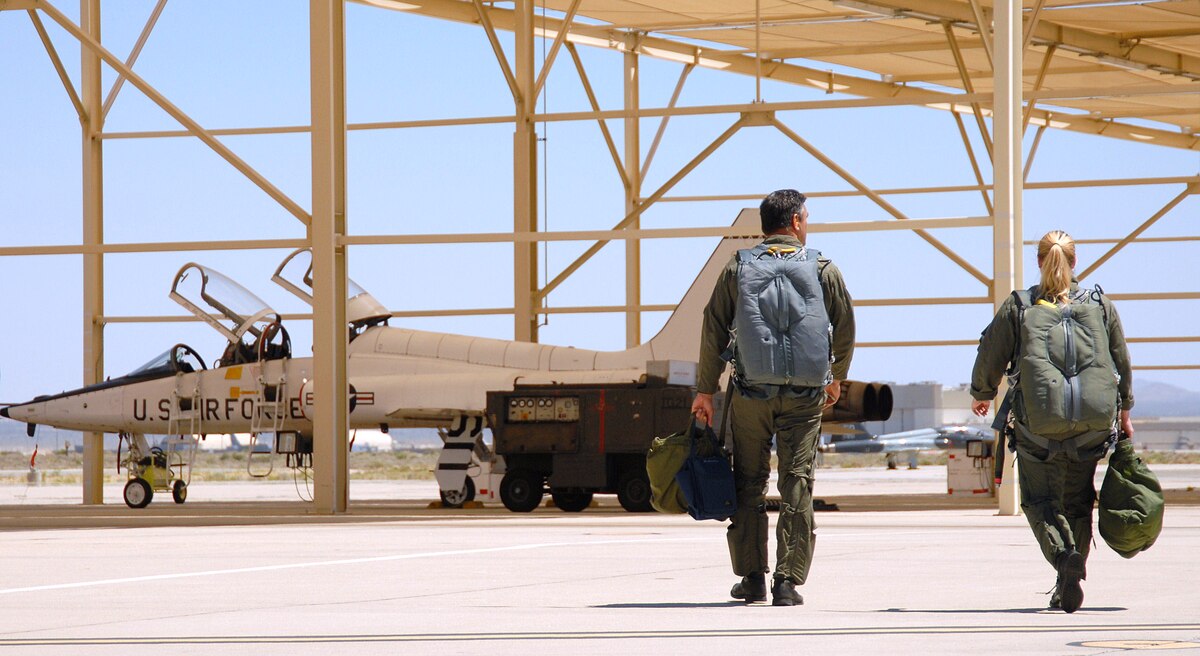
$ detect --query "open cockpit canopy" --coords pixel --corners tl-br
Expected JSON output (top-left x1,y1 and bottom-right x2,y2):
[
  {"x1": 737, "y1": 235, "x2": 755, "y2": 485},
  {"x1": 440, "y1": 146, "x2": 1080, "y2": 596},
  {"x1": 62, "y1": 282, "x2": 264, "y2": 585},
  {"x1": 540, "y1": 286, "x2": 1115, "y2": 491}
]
[
  {"x1": 171, "y1": 263, "x2": 279, "y2": 344},
  {"x1": 170, "y1": 263, "x2": 290, "y2": 366},
  {"x1": 273, "y1": 248, "x2": 392, "y2": 329}
]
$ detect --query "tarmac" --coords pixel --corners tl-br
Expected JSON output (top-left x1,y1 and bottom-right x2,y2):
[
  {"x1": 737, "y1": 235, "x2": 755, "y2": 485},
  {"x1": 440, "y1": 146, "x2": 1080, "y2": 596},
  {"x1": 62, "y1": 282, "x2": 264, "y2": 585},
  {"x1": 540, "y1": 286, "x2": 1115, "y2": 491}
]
[{"x1": 0, "y1": 466, "x2": 1198, "y2": 655}]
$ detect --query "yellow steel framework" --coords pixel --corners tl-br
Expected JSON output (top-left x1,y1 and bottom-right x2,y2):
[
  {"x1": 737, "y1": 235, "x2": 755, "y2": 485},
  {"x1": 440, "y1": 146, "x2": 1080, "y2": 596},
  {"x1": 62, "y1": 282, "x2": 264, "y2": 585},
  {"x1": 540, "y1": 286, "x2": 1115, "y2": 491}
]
[{"x1": 1, "y1": 0, "x2": 1196, "y2": 513}]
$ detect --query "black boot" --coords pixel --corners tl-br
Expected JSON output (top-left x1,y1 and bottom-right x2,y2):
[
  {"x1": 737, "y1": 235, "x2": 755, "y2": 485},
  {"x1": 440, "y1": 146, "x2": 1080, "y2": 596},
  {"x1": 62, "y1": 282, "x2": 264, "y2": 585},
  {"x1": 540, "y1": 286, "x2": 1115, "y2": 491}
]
[
  {"x1": 771, "y1": 577, "x2": 804, "y2": 606},
  {"x1": 731, "y1": 573, "x2": 767, "y2": 603},
  {"x1": 1056, "y1": 550, "x2": 1085, "y2": 613}
]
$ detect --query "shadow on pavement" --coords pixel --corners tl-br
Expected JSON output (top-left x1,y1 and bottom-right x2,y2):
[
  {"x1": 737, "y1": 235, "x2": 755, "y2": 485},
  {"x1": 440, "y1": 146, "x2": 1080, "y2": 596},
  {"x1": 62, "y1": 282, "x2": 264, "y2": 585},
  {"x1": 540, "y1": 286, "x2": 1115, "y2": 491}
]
[
  {"x1": 594, "y1": 602, "x2": 748, "y2": 609},
  {"x1": 881, "y1": 606, "x2": 1128, "y2": 614}
]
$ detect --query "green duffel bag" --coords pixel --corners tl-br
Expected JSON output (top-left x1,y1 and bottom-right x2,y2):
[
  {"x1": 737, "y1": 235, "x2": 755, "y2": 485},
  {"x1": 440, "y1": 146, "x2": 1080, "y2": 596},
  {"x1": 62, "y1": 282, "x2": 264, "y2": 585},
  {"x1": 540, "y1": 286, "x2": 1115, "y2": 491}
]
[
  {"x1": 646, "y1": 428, "x2": 692, "y2": 514},
  {"x1": 1098, "y1": 439, "x2": 1164, "y2": 559}
]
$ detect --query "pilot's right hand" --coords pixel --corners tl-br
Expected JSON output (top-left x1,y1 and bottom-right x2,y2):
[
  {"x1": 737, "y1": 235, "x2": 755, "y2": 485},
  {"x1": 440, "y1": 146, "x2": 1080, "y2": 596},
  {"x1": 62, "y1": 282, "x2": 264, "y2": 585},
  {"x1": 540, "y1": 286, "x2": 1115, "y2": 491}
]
[
  {"x1": 692, "y1": 393, "x2": 714, "y2": 426},
  {"x1": 971, "y1": 399, "x2": 991, "y2": 417}
]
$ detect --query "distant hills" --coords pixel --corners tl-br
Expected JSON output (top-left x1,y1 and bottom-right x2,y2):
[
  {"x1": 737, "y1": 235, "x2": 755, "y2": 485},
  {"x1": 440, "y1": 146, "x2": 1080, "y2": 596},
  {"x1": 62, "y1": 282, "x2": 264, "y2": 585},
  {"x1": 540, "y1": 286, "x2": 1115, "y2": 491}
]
[{"x1": 1130, "y1": 380, "x2": 1200, "y2": 418}]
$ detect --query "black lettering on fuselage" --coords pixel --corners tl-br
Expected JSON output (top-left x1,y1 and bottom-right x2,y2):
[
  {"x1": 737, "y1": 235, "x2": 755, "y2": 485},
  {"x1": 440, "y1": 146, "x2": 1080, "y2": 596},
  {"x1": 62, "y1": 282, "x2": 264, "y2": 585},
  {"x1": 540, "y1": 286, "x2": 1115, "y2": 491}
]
[
  {"x1": 241, "y1": 398, "x2": 254, "y2": 420},
  {"x1": 205, "y1": 398, "x2": 220, "y2": 421},
  {"x1": 158, "y1": 399, "x2": 170, "y2": 421},
  {"x1": 224, "y1": 398, "x2": 236, "y2": 421},
  {"x1": 133, "y1": 399, "x2": 147, "y2": 421},
  {"x1": 290, "y1": 398, "x2": 303, "y2": 420}
]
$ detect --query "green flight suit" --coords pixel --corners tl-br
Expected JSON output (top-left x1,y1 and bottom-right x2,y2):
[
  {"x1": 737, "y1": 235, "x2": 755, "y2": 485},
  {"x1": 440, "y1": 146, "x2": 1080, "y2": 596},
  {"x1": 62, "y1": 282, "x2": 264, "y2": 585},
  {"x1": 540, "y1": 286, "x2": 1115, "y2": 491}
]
[
  {"x1": 697, "y1": 234, "x2": 855, "y2": 584},
  {"x1": 970, "y1": 281, "x2": 1134, "y2": 572}
]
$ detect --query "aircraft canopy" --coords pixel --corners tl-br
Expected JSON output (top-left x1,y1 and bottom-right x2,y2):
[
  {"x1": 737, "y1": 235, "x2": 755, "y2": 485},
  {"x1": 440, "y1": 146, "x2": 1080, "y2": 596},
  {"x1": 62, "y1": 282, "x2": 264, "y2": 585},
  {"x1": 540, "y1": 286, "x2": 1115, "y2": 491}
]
[{"x1": 170, "y1": 263, "x2": 280, "y2": 344}]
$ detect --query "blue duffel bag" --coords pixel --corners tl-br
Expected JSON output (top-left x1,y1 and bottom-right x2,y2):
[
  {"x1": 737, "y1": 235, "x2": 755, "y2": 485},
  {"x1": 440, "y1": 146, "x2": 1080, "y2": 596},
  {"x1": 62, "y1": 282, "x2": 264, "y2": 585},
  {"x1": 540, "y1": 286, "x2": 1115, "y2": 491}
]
[{"x1": 675, "y1": 424, "x2": 737, "y2": 521}]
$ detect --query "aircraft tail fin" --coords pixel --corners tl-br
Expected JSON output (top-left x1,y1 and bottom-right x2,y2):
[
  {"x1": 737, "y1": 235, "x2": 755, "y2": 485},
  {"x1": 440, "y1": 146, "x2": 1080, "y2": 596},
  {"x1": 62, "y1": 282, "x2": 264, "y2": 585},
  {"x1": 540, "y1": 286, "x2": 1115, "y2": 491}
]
[{"x1": 643, "y1": 209, "x2": 761, "y2": 363}]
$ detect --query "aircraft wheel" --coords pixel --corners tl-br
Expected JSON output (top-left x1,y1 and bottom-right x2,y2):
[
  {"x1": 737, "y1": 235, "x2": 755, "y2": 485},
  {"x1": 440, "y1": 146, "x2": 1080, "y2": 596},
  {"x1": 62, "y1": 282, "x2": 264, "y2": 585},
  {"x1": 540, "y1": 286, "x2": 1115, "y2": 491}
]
[
  {"x1": 551, "y1": 489, "x2": 593, "y2": 512},
  {"x1": 500, "y1": 469, "x2": 543, "y2": 513},
  {"x1": 123, "y1": 478, "x2": 152, "y2": 509},
  {"x1": 172, "y1": 479, "x2": 188, "y2": 504},
  {"x1": 616, "y1": 468, "x2": 655, "y2": 513},
  {"x1": 439, "y1": 477, "x2": 476, "y2": 509}
]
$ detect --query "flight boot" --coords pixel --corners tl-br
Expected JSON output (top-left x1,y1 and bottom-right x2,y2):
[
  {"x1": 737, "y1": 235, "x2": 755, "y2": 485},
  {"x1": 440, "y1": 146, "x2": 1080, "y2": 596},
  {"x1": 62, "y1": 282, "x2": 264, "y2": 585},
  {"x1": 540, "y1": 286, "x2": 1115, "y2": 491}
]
[
  {"x1": 730, "y1": 573, "x2": 767, "y2": 603},
  {"x1": 771, "y1": 577, "x2": 804, "y2": 607},
  {"x1": 1056, "y1": 549, "x2": 1085, "y2": 613}
]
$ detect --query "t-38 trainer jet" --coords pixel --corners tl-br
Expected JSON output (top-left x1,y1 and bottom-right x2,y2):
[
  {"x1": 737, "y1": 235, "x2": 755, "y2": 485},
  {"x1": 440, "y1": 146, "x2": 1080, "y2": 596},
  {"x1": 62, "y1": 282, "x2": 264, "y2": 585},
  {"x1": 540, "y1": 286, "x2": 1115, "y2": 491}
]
[{"x1": 2, "y1": 212, "x2": 890, "y2": 508}]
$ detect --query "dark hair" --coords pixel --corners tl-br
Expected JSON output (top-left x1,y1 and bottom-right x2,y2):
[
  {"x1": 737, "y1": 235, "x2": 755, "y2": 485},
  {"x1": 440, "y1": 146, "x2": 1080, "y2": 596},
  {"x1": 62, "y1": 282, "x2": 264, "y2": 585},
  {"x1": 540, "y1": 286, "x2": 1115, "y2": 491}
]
[{"x1": 760, "y1": 189, "x2": 807, "y2": 234}]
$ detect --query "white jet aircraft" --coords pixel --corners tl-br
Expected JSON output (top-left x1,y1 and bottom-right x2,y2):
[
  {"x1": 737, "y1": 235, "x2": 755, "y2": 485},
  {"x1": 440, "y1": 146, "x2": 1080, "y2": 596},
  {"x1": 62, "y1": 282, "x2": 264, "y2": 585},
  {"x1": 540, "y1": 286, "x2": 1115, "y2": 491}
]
[
  {"x1": 818, "y1": 424, "x2": 993, "y2": 469},
  {"x1": 1, "y1": 210, "x2": 889, "y2": 508}
]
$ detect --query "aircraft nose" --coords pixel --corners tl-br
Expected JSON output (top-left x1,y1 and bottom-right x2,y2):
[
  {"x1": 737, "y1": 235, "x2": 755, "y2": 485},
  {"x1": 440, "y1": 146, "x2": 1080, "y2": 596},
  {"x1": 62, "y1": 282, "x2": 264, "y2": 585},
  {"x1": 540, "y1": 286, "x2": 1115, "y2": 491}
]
[{"x1": 0, "y1": 406, "x2": 8, "y2": 418}]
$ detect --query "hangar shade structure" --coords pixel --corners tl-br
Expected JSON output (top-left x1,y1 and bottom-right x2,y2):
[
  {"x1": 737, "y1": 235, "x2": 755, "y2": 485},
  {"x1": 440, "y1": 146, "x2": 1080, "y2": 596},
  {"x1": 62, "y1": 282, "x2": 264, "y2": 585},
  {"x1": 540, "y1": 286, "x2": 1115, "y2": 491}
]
[{"x1": 2, "y1": 0, "x2": 1197, "y2": 513}]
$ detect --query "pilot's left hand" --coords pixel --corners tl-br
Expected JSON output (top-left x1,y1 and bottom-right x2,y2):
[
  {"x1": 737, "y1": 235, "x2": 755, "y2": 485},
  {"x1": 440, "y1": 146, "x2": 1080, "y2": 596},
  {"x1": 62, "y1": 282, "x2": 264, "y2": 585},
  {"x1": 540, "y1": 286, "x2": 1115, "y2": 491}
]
[
  {"x1": 823, "y1": 380, "x2": 842, "y2": 409},
  {"x1": 972, "y1": 399, "x2": 991, "y2": 417},
  {"x1": 691, "y1": 393, "x2": 714, "y2": 426}
]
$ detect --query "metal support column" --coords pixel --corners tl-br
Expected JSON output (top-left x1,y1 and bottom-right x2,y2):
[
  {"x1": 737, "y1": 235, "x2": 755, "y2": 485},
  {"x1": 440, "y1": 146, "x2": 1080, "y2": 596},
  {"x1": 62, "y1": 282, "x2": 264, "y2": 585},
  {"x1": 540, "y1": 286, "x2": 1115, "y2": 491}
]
[
  {"x1": 513, "y1": 0, "x2": 538, "y2": 342},
  {"x1": 80, "y1": 0, "x2": 104, "y2": 505},
  {"x1": 993, "y1": 0, "x2": 1023, "y2": 516},
  {"x1": 310, "y1": 0, "x2": 349, "y2": 514},
  {"x1": 624, "y1": 35, "x2": 641, "y2": 348}
]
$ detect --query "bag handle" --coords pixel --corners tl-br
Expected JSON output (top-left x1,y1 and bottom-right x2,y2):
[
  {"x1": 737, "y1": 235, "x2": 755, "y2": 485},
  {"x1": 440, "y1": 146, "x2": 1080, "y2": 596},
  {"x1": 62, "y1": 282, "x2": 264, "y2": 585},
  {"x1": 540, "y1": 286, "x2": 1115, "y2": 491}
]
[{"x1": 688, "y1": 376, "x2": 734, "y2": 458}]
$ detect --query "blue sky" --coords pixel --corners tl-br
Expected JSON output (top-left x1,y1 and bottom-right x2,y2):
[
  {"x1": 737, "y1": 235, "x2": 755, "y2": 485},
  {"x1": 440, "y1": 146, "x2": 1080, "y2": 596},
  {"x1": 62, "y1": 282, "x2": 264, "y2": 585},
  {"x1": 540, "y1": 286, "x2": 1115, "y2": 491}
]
[{"x1": 1, "y1": 1, "x2": 1198, "y2": 408}]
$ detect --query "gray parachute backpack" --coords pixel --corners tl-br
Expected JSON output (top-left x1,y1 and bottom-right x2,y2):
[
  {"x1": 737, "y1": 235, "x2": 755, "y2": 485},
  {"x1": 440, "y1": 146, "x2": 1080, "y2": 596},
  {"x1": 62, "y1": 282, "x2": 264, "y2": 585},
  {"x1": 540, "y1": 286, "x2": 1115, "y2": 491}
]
[
  {"x1": 1012, "y1": 285, "x2": 1120, "y2": 438},
  {"x1": 732, "y1": 244, "x2": 833, "y2": 388}
]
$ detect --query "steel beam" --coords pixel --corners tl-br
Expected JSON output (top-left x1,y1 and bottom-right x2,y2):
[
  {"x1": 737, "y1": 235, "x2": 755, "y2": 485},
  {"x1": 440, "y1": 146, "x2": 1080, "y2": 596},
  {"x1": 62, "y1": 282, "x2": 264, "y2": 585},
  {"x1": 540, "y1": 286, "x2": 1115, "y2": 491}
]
[
  {"x1": 310, "y1": 0, "x2": 349, "y2": 514},
  {"x1": 94, "y1": 83, "x2": 1200, "y2": 150},
  {"x1": 79, "y1": 0, "x2": 104, "y2": 506},
  {"x1": 764, "y1": 38, "x2": 984, "y2": 59},
  {"x1": 624, "y1": 34, "x2": 641, "y2": 348},
  {"x1": 944, "y1": 22, "x2": 994, "y2": 160},
  {"x1": 564, "y1": 43, "x2": 630, "y2": 191},
  {"x1": 101, "y1": 0, "x2": 167, "y2": 121},
  {"x1": 1022, "y1": 45, "x2": 1057, "y2": 132},
  {"x1": 966, "y1": 0, "x2": 994, "y2": 68},
  {"x1": 531, "y1": 0, "x2": 580, "y2": 101},
  {"x1": 641, "y1": 62, "x2": 693, "y2": 180},
  {"x1": 771, "y1": 116, "x2": 991, "y2": 286},
  {"x1": 951, "y1": 107, "x2": 993, "y2": 215},
  {"x1": 472, "y1": 0, "x2": 519, "y2": 103},
  {"x1": 106, "y1": 304, "x2": 1200, "y2": 323},
  {"x1": 513, "y1": 0, "x2": 538, "y2": 341},
  {"x1": 1023, "y1": 124, "x2": 1047, "y2": 182},
  {"x1": 37, "y1": 1, "x2": 313, "y2": 226},
  {"x1": 659, "y1": 175, "x2": 1200, "y2": 203},
  {"x1": 1079, "y1": 185, "x2": 1197, "y2": 281},
  {"x1": 536, "y1": 116, "x2": 747, "y2": 302},
  {"x1": 992, "y1": 0, "x2": 1023, "y2": 517},
  {"x1": 28, "y1": 9, "x2": 84, "y2": 121}
]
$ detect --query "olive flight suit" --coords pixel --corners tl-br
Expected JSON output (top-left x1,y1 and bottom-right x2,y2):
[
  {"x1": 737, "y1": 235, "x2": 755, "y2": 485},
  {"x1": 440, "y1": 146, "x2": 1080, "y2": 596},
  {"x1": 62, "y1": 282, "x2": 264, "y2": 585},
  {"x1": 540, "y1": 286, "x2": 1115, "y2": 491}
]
[
  {"x1": 971, "y1": 281, "x2": 1134, "y2": 571},
  {"x1": 697, "y1": 234, "x2": 855, "y2": 585}
]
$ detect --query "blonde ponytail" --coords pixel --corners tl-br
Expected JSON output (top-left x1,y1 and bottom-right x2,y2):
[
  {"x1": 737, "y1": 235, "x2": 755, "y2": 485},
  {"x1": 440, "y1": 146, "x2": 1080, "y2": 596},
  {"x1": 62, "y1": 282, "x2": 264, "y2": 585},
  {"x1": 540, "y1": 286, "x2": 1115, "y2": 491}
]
[{"x1": 1037, "y1": 230, "x2": 1076, "y2": 304}]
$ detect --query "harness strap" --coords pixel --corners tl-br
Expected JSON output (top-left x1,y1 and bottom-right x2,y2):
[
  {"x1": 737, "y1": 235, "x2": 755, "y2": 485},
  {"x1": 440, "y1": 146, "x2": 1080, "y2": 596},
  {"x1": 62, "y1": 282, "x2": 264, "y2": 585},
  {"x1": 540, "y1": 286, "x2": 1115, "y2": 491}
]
[{"x1": 1014, "y1": 422, "x2": 1110, "y2": 462}]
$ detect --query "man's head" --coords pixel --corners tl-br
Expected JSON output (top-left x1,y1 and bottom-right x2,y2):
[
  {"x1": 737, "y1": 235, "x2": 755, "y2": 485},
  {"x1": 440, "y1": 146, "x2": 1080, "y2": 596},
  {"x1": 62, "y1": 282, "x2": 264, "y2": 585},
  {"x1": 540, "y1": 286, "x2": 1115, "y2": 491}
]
[{"x1": 759, "y1": 189, "x2": 809, "y2": 241}]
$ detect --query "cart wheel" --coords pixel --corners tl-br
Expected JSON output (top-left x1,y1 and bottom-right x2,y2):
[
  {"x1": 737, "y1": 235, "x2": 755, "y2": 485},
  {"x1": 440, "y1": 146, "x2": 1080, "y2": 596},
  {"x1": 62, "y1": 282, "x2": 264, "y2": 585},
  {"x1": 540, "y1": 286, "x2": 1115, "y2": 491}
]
[
  {"x1": 500, "y1": 469, "x2": 543, "y2": 513},
  {"x1": 439, "y1": 477, "x2": 475, "y2": 509},
  {"x1": 123, "y1": 478, "x2": 152, "y2": 509},
  {"x1": 551, "y1": 489, "x2": 593, "y2": 512},
  {"x1": 172, "y1": 479, "x2": 188, "y2": 504},
  {"x1": 617, "y1": 468, "x2": 655, "y2": 513}
]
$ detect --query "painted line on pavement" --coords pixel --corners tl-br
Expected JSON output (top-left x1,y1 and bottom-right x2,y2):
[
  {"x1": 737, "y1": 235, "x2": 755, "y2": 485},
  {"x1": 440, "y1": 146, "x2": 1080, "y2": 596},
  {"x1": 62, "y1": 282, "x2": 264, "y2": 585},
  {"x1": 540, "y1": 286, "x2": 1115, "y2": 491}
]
[
  {"x1": 0, "y1": 536, "x2": 710, "y2": 596},
  {"x1": 3, "y1": 624, "x2": 1200, "y2": 646}
]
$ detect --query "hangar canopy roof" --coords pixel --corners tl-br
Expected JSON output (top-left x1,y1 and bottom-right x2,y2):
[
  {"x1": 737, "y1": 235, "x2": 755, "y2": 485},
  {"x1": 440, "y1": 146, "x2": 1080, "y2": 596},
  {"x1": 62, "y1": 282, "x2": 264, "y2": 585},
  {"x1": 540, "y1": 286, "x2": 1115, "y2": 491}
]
[{"x1": 392, "y1": 0, "x2": 1200, "y2": 149}]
